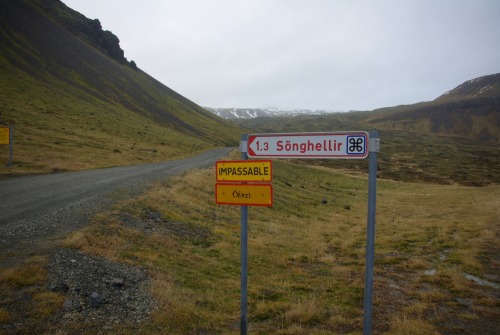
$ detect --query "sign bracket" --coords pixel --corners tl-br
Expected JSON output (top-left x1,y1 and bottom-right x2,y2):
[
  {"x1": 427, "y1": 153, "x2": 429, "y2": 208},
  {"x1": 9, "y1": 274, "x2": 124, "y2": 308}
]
[
  {"x1": 369, "y1": 137, "x2": 380, "y2": 153},
  {"x1": 239, "y1": 140, "x2": 247, "y2": 153}
]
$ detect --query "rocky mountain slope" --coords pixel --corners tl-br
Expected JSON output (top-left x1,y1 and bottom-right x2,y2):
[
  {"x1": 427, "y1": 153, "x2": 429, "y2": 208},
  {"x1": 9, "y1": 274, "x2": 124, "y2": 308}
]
[
  {"x1": 0, "y1": 0, "x2": 240, "y2": 174},
  {"x1": 435, "y1": 73, "x2": 500, "y2": 102},
  {"x1": 365, "y1": 73, "x2": 500, "y2": 142}
]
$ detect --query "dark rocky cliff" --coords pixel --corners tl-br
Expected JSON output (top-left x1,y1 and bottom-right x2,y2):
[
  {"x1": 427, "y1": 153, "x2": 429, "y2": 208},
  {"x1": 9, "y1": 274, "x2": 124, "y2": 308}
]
[{"x1": 40, "y1": 0, "x2": 136, "y2": 68}]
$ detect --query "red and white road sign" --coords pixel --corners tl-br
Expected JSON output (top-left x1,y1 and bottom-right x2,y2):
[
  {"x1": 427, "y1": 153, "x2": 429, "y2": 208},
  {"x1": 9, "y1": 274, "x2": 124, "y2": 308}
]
[{"x1": 247, "y1": 132, "x2": 369, "y2": 159}]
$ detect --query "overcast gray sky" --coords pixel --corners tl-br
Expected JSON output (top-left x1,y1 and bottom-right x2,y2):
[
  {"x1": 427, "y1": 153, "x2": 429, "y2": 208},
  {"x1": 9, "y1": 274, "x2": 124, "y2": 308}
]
[{"x1": 63, "y1": 0, "x2": 500, "y2": 111}]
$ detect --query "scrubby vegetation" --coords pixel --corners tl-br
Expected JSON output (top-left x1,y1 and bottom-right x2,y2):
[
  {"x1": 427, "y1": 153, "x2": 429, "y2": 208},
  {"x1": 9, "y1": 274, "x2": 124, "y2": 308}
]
[
  {"x1": 0, "y1": 1, "x2": 497, "y2": 333},
  {"x1": 41, "y1": 153, "x2": 498, "y2": 334}
]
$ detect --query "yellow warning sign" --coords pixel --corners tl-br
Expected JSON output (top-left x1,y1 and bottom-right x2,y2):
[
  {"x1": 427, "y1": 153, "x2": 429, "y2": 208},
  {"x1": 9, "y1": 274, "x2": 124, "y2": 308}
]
[
  {"x1": 216, "y1": 160, "x2": 272, "y2": 182},
  {"x1": 0, "y1": 127, "x2": 9, "y2": 145},
  {"x1": 215, "y1": 183, "x2": 273, "y2": 207}
]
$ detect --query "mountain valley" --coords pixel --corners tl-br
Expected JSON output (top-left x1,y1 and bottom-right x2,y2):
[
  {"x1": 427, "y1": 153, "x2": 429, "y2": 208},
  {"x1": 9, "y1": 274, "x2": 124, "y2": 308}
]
[{"x1": 0, "y1": 1, "x2": 498, "y2": 334}]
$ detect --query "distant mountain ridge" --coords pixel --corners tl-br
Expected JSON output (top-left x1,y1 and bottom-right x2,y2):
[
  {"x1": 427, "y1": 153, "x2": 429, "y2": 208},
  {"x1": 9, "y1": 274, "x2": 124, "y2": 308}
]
[
  {"x1": 209, "y1": 74, "x2": 500, "y2": 121},
  {"x1": 366, "y1": 73, "x2": 500, "y2": 142},
  {"x1": 435, "y1": 73, "x2": 500, "y2": 102},
  {"x1": 212, "y1": 74, "x2": 500, "y2": 143},
  {"x1": 204, "y1": 107, "x2": 341, "y2": 119}
]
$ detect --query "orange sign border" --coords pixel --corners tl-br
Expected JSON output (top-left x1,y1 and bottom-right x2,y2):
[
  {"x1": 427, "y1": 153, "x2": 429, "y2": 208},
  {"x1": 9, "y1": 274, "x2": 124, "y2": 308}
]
[{"x1": 215, "y1": 183, "x2": 273, "y2": 207}]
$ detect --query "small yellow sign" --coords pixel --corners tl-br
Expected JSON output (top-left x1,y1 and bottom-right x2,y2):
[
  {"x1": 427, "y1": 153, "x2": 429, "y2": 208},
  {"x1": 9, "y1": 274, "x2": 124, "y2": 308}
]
[
  {"x1": 216, "y1": 183, "x2": 273, "y2": 207},
  {"x1": 0, "y1": 127, "x2": 9, "y2": 145},
  {"x1": 216, "y1": 160, "x2": 272, "y2": 182}
]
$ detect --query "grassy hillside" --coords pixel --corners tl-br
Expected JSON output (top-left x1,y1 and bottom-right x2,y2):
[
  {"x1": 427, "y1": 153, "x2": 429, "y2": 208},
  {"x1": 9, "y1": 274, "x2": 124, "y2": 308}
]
[
  {"x1": 234, "y1": 113, "x2": 500, "y2": 186},
  {"x1": 2, "y1": 154, "x2": 497, "y2": 334},
  {"x1": 233, "y1": 74, "x2": 500, "y2": 186},
  {"x1": 364, "y1": 74, "x2": 500, "y2": 142},
  {"x1": 0, "y1": 0, "x2": 240, "y2": 175},
  {"x1": 434, "y1": 73, "x2": 500, "y2": 102}
]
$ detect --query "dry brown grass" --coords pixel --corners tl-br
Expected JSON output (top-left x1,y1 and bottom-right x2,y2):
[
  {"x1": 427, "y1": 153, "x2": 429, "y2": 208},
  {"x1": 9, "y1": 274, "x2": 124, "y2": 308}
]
[
  {"x1": 0, "y1": 255, "x2": 67, "y2": 331},
  {"x1": 0, "y1": 308, "x2": 11, "y2": 323},
  {"x1": 32, "y1": 292, "x2": 66, "y2": 319},
  {"x1": 52, "y1": 159, "x2": 500, "y2": 334},
  {"x1": 0, "y1": 256, "x2": 47, "y2": 288}
]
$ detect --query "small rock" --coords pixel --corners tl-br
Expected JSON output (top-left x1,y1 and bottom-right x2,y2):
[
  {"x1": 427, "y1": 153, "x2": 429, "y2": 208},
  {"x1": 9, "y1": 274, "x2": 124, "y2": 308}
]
[
  {"x1": 58, "y1": 283, "x2": 69, "y2": 292},
  {"x1": 63, "y1": 313, "x2": 76, "y2": 320},
  {"x1": 111, "y1": 278, "x2": 124, "y2": 288},
  {"x1": 63, "y1": 300, "x2": 73, "y2": 311},
  {"x1": 454, "y1": 297, "x2": 472, "y2": 307},
  {"x1": 73, "y1": 300, "x2": 82, "y2": 311},
  {"x1": 343, "y1": 205, "x2": 351, "y2": 210},
  {"x1": 464, "y1": 273, "x2": 500, "y2": 289},
  {"x1": 90, "y1": 292, "x2": 103, "y2": 307},
  {"x1": 321, "y1": 198, "x2": 328, "y2": 204},
  {"x1": 424, "y1": 269, "x2": 437, "y2": 276}
]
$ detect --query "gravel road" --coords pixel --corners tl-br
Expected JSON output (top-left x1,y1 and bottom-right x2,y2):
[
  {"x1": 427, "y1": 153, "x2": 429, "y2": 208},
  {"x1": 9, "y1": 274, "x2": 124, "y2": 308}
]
[
  {"x1": 2, "y1": 147, "x2": 497, "y2": 334},
  {"x1": 0, "y1": 147, "x2": 234, "y2": 333},
  {"x1": 0, "y1": 147, "x2": 233, "y2": 255}
]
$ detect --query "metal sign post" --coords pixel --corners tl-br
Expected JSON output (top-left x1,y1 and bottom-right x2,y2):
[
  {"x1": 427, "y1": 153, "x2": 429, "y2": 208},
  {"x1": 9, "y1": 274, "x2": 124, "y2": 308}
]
[
  {"x1": 8, "y1": 126, "x2": 13, "y2": 167},
  {"x1": 214, "y1": 134, "x2": 272, "y2": 335},
  {"x1": 240, "y1": 134, "x2": 249, "y2": 335},
  {"x1": 363, "y1": 130, "x2": 379, "y2": 335}
]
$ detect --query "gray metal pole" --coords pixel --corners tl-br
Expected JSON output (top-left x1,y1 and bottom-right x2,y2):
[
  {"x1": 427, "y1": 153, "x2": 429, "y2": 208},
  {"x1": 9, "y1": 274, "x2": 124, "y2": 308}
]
[
  {"x1": 240, "y1": 134, "x2": 249, "y2": 335},
  {"x1": 7, "y1": 126, "x2": 13, "y2": 167},
  {"x1": 363, "y1": 130, "x2": 379, "y2": 335}
]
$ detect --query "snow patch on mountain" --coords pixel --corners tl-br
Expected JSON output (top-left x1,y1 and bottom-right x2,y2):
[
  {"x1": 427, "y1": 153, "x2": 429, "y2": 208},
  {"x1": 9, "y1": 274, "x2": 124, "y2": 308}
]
[{"x1": 205, "y1": 107, "x2": 342, "y2": 119}]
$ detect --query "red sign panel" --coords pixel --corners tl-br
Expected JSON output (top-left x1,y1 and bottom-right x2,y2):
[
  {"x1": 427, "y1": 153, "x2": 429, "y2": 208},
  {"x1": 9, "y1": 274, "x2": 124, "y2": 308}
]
[{"x1": 247, "y1": 132, "x2": 368, "y2": 159}]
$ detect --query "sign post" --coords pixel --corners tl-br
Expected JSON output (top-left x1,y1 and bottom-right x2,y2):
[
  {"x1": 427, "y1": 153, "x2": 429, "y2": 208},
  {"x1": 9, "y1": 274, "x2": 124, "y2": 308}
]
[
  {"x1": 240, "y1": 134, "x2": 249, "y2": 335},
  {"x1": 215, "y1": 138, "x2": 273, "y2": 335},
  {"x1": 363, "y1": 130, "x2": 379, "y2": 335},
  {"x1": 215, "y1": 131, "x2": 379, "y2": 334}
]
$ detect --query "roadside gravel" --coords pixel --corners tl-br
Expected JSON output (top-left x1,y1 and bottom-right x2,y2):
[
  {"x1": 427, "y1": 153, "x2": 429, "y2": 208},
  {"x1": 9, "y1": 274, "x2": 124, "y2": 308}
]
[
  {"x1": 0, "y1": 148, "x2": 233, "y2": 333},
  {"x1": 46, "y1": 248, "x2": 153, "y2": 333}
]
